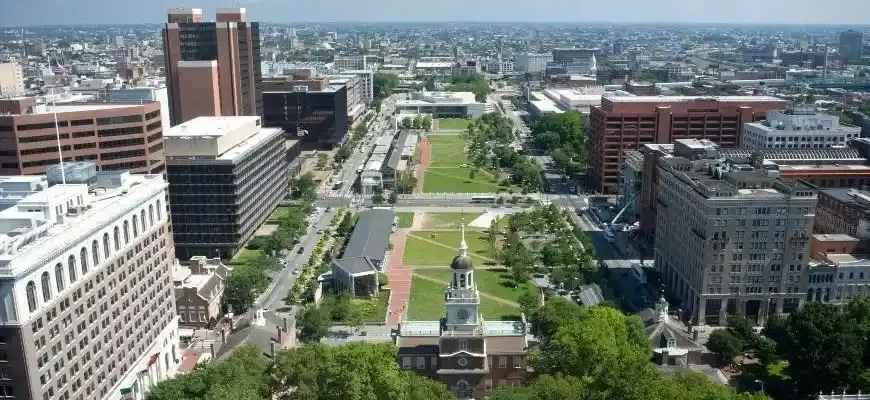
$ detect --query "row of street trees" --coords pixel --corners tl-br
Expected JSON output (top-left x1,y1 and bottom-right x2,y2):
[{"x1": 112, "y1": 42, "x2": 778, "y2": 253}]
[
  {"x1": 221, "y1": 174, "x2": 318, "y2": 313},
  {"x1": 466, "y1": 113, "x2": 541, "y2": 193},
  {"x1": 400, "y1": 114, "x2": 432, "y2": 130}
]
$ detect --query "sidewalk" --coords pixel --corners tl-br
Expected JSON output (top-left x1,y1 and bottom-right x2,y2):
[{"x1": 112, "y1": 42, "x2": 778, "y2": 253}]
[{"x1": 386, "y1": 229, "x2": 411, "y2": 325}]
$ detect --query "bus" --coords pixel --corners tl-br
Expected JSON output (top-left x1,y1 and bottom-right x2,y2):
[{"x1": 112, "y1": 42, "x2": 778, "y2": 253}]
[{"x1": 470, "y1": 195, "x2": 496, "y2": 204}]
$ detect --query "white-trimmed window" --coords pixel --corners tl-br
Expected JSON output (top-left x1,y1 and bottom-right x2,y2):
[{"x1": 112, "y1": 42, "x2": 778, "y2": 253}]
[
  {"x1": 513, "y1": 356, "x2": 523, "y2": 368},
  {"x1": 498, "y1": 356, "x2": 507, "y2": 368},
  {"x1": 484, "y1": 379, "x2": 492, "y2": 392},
  {"x1": 416, "y1": 356, "x2": 425, "y2": 369},
  {"x1": 402, "y1": 357, "x2": 412, "y2": 369}
]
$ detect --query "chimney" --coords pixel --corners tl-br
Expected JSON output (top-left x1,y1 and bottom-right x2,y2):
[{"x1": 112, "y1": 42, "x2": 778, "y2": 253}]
[
  {"x1": 209, "y1": 343, "x2": 215, "y2": 360},
  {"x1": 660, "y1": 350, "x2": 669, "y2": 366},
  {"x1": 270, "y1": 342, "x2": 276, "y2": 358},
  {"x1": 220, "y1": 329, "x2": 226, "y2": 344},
  {"x1": 277, "y1": 326, "x2": 283, "y2": 344},
  {"x1": 693, "y1": 330, "x2": 699, "y2": 341},
  {"x1": 283, "y1": 317, "x2": 288, "y2": 332}
]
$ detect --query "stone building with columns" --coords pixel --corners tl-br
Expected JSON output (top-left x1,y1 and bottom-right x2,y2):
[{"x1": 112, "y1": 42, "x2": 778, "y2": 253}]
[{"x1": 654, "y1": 155, "x2": 817, "y2": 325}]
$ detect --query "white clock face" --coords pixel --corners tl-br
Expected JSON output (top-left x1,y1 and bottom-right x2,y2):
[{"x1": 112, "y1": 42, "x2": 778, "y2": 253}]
[
  {"x1": 457, "y1": 308, "x2": 469, "y2": 320},
  {"x1": 458, "y1": 357, "x2": 468, "y2": 367}
]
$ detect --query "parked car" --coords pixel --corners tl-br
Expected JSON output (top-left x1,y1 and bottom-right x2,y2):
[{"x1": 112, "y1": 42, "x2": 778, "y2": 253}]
[
  {"x1": 292, "y1": 268, "x2": 300, "y2": 275},
  {"x1": 297, "y1": 246, "x2": 304, "y2": 254}
]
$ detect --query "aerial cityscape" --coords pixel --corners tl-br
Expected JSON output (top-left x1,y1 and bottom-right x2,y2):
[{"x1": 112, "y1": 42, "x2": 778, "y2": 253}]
[{"x1": 1, "y1": 1, "x2": 870, "y2": 400}]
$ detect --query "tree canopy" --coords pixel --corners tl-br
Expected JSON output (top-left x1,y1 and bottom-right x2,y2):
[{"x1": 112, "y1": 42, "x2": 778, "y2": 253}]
[
  {"x1": 373, "y1": 72, "x2": 399, "y2": 99},
  {"x1": 270, "y1": 342, "x2": 455, "y2": 400},
  {"x1": 532, "y1": 111, "x2": 587, "y2": 175},
  {"x1": 147, "y1": 345, "x2": 269, "y2": 400}
]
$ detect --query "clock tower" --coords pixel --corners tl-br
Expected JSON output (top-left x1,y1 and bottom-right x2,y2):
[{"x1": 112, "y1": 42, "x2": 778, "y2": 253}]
[{"x1": 445, "y1": 224, "x2": 481, "y2": 332}]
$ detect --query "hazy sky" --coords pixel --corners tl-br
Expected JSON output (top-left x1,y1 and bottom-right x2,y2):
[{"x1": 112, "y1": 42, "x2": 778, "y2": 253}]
[{"x1": 2, "y1": 0, "x2": 870, "y2": 26}]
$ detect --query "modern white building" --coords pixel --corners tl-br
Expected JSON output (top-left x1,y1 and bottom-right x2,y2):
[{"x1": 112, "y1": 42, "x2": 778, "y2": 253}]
[
  {"x1": 0, "y1": 62, "x2": 25, "y2": 97},
  {"x1": 514, "y1": 53, "x2": 553, "y2": 73},
  {"x1": 743, "y1": 107, "x2": 862, "y2": 150},
  {"x1": 395, "y1": 91, "x2": 488, "y2": 118},
  {"x1": 485, "y1": 59, "x2": 515, "y2": 76},
  {"x1": 807, "y1": 247, "x2": 870, "y2": 306},
  {"x1": 0, "y1": 169, "x2": 180, "y2": 400}
]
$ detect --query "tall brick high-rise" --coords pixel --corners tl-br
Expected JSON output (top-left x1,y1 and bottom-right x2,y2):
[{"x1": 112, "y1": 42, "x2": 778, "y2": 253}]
[
  {"x1": 162, "y1": 8, "x2": 262, "y2": 126},
  {"x1": 588, "y1": 95, "x2": 789, "y2": 192}
]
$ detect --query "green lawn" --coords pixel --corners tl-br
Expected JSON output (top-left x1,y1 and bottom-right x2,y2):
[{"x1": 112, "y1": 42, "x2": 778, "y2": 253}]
[
  {"x1": 422, "y1": 212, "x2": 484, "y2": 230},
  {"x1": 437, "y1": 118, "x2": 471, "y2": 131},
  {"x1": 269, "y1": 206, "x2": 293, "y2": 222},
  {"x1": 403, "y1": 230, "x2": 495, "y2": 265},
  {"x1": 415, "y1": 268, "x2": 533, "y2": 308},
  {"x1": 427, "y1": 135, "x2": 470, "y2": 168},
  {"x1": 407, "y1": 274, "x2": 521, "y2": 321},
  {"x1": 397, "y1": 212, "x2": 414, "y2": 228},
  {"x1": 423, "y1": 167, "x2": 507, "y2": 193},
  {"x1": 355, "y1": 291, "x2": 390, "y2": 323},
  {"x1": 231, "y1": 248, "x2": 263, "y2": 265}
]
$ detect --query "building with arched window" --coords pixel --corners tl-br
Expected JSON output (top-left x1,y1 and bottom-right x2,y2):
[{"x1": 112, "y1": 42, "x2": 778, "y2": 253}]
[
  {"x1": 396, "y1": 226, "x2": 529, "y2": 399},
  {"x1": 0, "y1": 171, "x2": 179, "y2": 400}
]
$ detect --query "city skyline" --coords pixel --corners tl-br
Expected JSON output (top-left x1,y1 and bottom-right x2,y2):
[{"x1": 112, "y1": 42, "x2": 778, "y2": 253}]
[{"x1": 3, "y1": 0, "x2": 870, "y2": 27}]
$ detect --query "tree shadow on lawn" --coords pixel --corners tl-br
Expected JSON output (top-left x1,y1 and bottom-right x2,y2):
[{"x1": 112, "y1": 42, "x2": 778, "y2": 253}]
[{"x1": 736, "y1": 362, "x2": 795, "y2": 400}]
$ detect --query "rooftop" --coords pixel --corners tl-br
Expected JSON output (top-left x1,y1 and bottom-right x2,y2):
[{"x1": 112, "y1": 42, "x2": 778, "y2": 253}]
[
  {"x1": 341, "y1": 209, "x2": 395, "y2": 263},
  {"x1": 0, "y1": 172, "x2": 165, "y2": 277},
  {"x1": 604, "y1": 95, "x2": 786, "y2": 103},
  {"x1": 165, "y1": 116, "x2": 282, "y2": 162}
]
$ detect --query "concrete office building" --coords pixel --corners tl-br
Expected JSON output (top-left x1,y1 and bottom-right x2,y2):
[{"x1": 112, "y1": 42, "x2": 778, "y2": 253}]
[
  {"x1": 552, "y1": 48, "x2": 598, "y2": 74},
  {"x1": 162, "y1": 8, "x2": 263, "y2": 126},
  {"x1": 485, "y1": 59, "x2": 515, "y2": 76},
  {"x1": 588, "y1": 95, "x2": 789, "y2": 192},
  {"x1": 0, "y1": 170, "x2": 179, "y2": 400},
  {"x1": 164, "y1": 116, "x2": 288, "y2": 260},
  {"x1": 513, "y1": 53, "x2": 552, "y2": 73},
  {"x1": 333, "y1": 55, "x2": 367, "y2": 71},
  {"x1": 815, "y1": 188, "x2": 870, "y2": 240},
  {"x1": 262, "y1": 73, "x2": 349, "y2": 149},
  {"x1": 0, "y1": 63, "x2": 25, "y2": 97},
  {"x1": 0, "y1": 97, "x2": 166, "y2": 175},
  {"x1": 324, "y1": 74, "x2": 366, "y2": 122},
  {"x1": 743, "y1": 107, "x2": 861, "y2": 150},
  {"x1": 106, "y1": 86, "x2": 171, "y2": 133},
  {"x1": 840, "y1": 30, "x2": 864, "y2": 63},
  {"x1": 636, "y1": 144, "x2": 869, "y2": 247},
  {"x1": 655, "y1": 155, "x2": 816, "y2": 325},
  {"x1": 395, "y1": 92, "x2": 489, "y2": 119},
  {"x1": 340, "y1": 69, "x2": 375, "y2": 105}
]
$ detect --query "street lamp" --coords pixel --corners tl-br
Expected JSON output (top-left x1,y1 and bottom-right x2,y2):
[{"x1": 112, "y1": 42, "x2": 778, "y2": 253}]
[{"x1": 754, "y1": 379, "x2": 765, "y2": 393}]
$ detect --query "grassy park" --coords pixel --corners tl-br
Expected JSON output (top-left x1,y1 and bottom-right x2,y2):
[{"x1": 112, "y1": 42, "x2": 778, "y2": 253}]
[
  {"x1": 396, "y1": 212, "x2": 414, "y2": 228},
  {"x1": 407, "y1": 273, "x2": 522, "y2": 321},
  {"x1": 403, "y1": 230, "x2": 495, "y2": 266},
  {"x1": 437, "y1": 118, "x2": 471, "y2": 131},
  {"x1": 422, "y1": 135, "x2": 509, "y2": 193},
  {"x1": 421, "y1": 212, "x2": 484, "y2": 230}
]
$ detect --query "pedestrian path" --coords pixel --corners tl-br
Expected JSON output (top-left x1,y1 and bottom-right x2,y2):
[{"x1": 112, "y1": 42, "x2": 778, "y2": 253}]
[{"x1": 386, "y1": 229, "x2": 411, "y2": 325}]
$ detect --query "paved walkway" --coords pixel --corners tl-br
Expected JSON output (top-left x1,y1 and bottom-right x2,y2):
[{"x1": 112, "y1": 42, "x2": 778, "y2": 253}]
[
  {"x1": 386, "y1": 229, "x2": 412, "y2": 325},
  {"x1": 410, "y1": 273, "x2": 520, "y2": 307},
  {"x1": 413, "y1": 137, "x2": 431, "y2": 194}
]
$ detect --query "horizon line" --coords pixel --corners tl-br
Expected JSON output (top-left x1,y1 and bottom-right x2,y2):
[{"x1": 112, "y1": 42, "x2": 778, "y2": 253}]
[{"x1": 3, "y1": 20, "x2": 870, "y2": 28}]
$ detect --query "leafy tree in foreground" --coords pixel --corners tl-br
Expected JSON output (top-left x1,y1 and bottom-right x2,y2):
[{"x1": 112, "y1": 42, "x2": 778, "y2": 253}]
[
  {"x1": 706, "y1": 329, "x2": 743, "y2": 366},
  {"x1": 147, "y1": 345, "x2": 268, "y2": 400},
  {"x1": 295, "y1": 305, "x2": 330, "y2": 343},
  {"x1": 270, "y1": 342, "x2": 455, "y2": 400}
]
